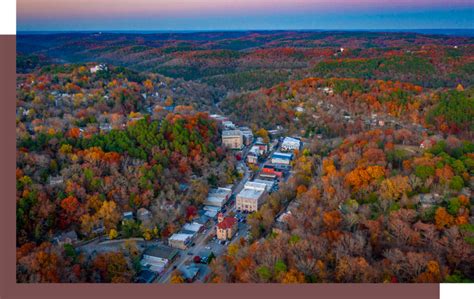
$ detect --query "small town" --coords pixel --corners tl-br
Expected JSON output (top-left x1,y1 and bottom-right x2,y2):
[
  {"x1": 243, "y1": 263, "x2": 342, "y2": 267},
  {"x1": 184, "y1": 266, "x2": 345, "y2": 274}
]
[{"x1": 14, "y1": 27, "x2": 473, "y2": 288}]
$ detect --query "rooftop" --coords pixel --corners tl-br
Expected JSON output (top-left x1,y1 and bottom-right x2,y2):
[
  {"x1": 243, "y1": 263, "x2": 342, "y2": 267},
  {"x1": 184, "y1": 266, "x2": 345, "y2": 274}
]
[
  {"x1": 217, "y1": 216, "x2": 237, "y2": 230},
  {"x1": 144, "y1": 245, "x2": 179, "y2": 261},
  {"x1": 169, "y1": 233, "x2": 193, "y2": 242},
  {"x1": 183, "y1": 222, "x2": 203, "y2": 233},
  {"x1": 237, "y1": 187, "x2": 265, "y2": 200},
  {"x1": 222, "y1": 130, "x2": 243, "y2": 137},
  {"x1": 272, "y1": 152, "x2": 293, "y2": 159}
]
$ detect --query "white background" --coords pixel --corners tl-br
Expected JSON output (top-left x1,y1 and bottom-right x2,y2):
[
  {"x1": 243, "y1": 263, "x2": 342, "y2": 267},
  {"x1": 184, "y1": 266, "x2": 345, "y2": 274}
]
[
  {"x1": 0, "y1": 0, "x2": 473, "y2": 298},
  {"x1": 0, "y1": 0, "x2": 15, "y2": 34}
]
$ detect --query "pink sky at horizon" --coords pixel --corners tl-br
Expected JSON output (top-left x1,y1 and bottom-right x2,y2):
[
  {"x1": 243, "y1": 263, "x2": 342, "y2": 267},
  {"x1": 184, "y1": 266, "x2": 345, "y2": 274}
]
[{"x1": 18, "y1": 0, "x2": 474, "y2": 19}]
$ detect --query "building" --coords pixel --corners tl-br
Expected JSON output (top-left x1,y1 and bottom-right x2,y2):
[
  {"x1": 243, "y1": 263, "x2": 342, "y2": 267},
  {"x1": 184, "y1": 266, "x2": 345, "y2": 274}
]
[
  {"x1": 254, "y1": 140, "x2": 269, "y2": 155},
  {"x1": 203, "y1": 205, "x2": 220, "y2": 218},
  {"x1": 247, "y1": 152, "x2": 258, "y2": 164},
  {"x1": 236, "y1": 182, "x2": 268, "y2": 212},
  {"x1": 90, "y1": 64, "x2": 107, "y2": 73},
  {"x1": 216, "y1": 213, "x2": 237, "y2": 240},
  {"x1": 222, "y1": 130, "x2": 243, "y2": 150},
  {"x1": 182, "y1": 222, "x2": 204, "y2": 234},
  {"x1": 168, "y1": 233, "x2": 193, "y2": 250},
  {"x1": 262, "y1": 164, "x2": 283, "y2": 178},
  {"x1": 204, "y1": 187, "x2": 232, "y2": 208},
  {"x1": 122, "y1": 211, "x2": 134, "y2": 224},
  {"x1": 137, "y1": 208, "x2": 152, "y2": 222},
  {"x1": 48, "y1": 175, "x2": 64, "y2": 186},
  {"x1": 179, "y1": 264, "x2": 200, "y2": 282},
  {"x1": 244, "y1": 181, "x2": 268, "y2": 192},
  {"x1": 239, "y1": 127, "x2": 254, "y2": 145},
  {"x1": 271, "y1": 152, "x2": 293, "y2": 165},
  {"x1": 53, "y1": 230, "x2": 78, "y2": 246},
  {"x1": 280, "y1": 137, "x2": 301, "y2": 152},
  {"x1": 141, "y1": 245, "x2": 179, "y2": 274}
]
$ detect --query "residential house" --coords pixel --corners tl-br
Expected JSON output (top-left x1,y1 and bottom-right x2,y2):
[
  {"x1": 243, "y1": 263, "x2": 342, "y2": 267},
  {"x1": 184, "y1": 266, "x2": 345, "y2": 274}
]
[
  {"x1": 53, "y1": 230, "x2": 78, "y2": 246},
  {"x1": 48, "y1": 175, "x2": 64, "y2": 186},
  {"x1": 247, "y1": 152, "x2": 258, "y2": 164}
]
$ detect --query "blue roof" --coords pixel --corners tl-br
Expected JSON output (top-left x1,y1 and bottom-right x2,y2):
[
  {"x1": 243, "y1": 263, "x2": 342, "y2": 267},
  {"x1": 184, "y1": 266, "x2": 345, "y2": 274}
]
[{"x1": 272, "y1": 153, "x2": 293, "y2": 159}]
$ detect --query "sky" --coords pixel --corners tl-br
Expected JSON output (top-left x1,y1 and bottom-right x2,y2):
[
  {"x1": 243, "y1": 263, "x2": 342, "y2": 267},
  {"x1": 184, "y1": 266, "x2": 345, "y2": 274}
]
[{"x1": 17, "y1": 0, "x2": 474, "y2": 31}]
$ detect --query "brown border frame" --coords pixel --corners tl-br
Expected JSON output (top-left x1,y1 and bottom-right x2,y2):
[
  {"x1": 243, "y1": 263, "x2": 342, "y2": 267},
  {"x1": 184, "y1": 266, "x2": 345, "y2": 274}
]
[{"x1": 0, "y1": 35, "x2": 439, "y2": 299}]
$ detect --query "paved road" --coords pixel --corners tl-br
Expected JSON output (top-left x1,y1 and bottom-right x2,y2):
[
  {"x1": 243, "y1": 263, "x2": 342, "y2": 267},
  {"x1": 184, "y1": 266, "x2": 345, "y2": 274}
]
[{"x1": 156, "y1": 152, "x2": 252, "y2": 283}]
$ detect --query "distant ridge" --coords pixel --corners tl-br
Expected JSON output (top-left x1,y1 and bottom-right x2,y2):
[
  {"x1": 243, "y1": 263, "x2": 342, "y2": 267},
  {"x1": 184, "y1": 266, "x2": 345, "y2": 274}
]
[{"x1": 17, "y1": 28, "x2": 474, "y2": 37}]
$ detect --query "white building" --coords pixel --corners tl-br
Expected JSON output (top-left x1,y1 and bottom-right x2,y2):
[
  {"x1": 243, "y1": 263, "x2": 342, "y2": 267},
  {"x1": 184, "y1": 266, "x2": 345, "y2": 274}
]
[
  {"x1": 280, "y1": 137, "x2": 301, "y2": 152},
  {"x1": 90, "y1": 64, "x2": 107, "y2": 73},
  {"x1": 236, "y1": 181, "x2": 268, "y2": 212},
  {"x1": 204, "y1": 187, "x2": 232, "y2": 207},
  {"x1": 182, "y1": 222, "x2": 203, "y2": 234},
  {"x1": 168, "y1": 233, "x2": 193, "y2": 250},
  {"x1": 222, "y1": 130, "x2": 243, "y2": 149},
  {"x1": 244, "y1": 181, "x2": 268, "y2": 192}
]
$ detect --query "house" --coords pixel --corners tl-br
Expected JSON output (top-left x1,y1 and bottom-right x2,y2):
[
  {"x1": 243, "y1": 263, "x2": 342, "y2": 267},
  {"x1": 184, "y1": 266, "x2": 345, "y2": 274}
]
[
  {"x1": 252, "y1": 179, "x2": 275, "y2": 191},
  {"x1": 137, "y1": 208, "x2": 152, "y2": 228},
  {"x1": 48, "y1": 175, "x2": 64, "y2": 186},
  {"x1": 197, "y1": 249, "x2": 214, "y2": 264},
  {"x1": 271, "y1": 152, "x2": 293, "y2": 165},
  {"x1": 179, "y1": 264, "x2": 200, "y2": 282},
  {"x1": 99, "y1": 123, "x2": 112, "y2": 133},
  {"x1": 168, "y1": 233, "x2": 193, "y2": 250},
  {"x1": 236, "y1": 182, "x2": 267, "y2": 212},
  {"x1": 216, "y1": 213, "x2": 237, "y2": 241},
  {"x1": 122, "y1": 211, "x2": 134, "y2": 224},
  {"x1": 204, "y1": 187, "x2": 232, "y2": 208},
  {"x1": 53, "y1": 230, "x2": 78, "y2": 246},
  {"x1": 90, "y1": 64, "x2": 107, "y2": 73},
  {"x1": 280, "y1": 137, "x2": 301, "y2": 152},
  {"x1": 247, "y1": 152, "x2": 258, "y2": 164},
  {"x1": 137, "y1": 208, "x2": 152, "y2": 222},
  {"x1": 140, "y1": 245, "x2": 179, "y2": 274},
  {"x1": 222, "y1": 130, "x2": 243, "y2": 150},
  {"x1": 254, "y1": 139, "x2": 269, "y2": 154}
]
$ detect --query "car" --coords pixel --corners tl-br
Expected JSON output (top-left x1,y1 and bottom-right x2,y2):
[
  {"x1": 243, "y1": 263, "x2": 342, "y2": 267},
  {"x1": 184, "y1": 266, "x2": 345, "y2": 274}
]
[
  {"x1": 187, "y1": 252, "x2": 193, "y2": 256},
  {"x1": 191, "y1": 242, "x2": 196, "y2": 247},
  {"x1": 205, "y1": 246, "x2": 211, "y2": 250},
  {"x1": 172, "y1": 265, "x2": 177, "y2": 270}
]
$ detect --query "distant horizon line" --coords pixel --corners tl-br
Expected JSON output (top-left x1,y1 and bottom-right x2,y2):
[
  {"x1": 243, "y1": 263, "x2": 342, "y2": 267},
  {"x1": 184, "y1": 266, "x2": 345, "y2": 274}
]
[{"x1": 16, "y1": 28, "x2": 474, "y2": 37}]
